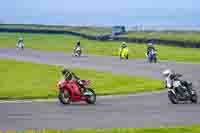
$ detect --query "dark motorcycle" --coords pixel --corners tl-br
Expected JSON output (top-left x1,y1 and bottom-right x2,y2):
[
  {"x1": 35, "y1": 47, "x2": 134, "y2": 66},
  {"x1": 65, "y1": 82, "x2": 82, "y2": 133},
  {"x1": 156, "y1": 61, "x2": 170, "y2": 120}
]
[{"x1": 167, "y1": 73, "x2": 198, "y2": 104}]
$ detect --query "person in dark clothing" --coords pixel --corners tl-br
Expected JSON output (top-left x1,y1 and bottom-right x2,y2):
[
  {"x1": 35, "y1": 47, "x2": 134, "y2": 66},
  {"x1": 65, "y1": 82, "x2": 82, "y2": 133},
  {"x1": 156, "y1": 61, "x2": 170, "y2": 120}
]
[{"x1": 61, "y1": 68, "x2": 79, "y2": 81}]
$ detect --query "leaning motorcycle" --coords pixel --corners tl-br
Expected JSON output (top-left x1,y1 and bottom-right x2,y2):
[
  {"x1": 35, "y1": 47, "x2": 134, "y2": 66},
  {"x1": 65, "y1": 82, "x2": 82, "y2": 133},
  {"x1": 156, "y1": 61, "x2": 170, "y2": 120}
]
[
  {"x1": 167, "y1": 74, "x2": 198, "y2": 104},
  {"x1": 57, "y1": 78, "x2": 96, "y2": 105}
]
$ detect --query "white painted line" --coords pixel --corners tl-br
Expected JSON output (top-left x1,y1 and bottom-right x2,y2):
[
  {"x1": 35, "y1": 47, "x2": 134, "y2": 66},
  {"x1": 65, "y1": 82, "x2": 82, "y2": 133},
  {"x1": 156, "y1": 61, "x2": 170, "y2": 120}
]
[
  {"x1": 0, "y1": 91, "x2": 166, "y2": 104},
  {"x1": 98, "y1": 90, "x2": 166, "y2": 99},
  {"x1": 0, "y1": 99, "x2": 58, "y2": 104},
  {"x1": 7, "y1": 116, "x2": 33, "y2": 119}
]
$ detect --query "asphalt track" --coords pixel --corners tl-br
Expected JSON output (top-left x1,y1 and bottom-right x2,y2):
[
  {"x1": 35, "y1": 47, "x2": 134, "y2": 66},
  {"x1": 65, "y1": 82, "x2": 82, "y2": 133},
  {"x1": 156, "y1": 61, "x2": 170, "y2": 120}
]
[{"x1": 0, "y1": 48, "x2": 200, "y2": 130}]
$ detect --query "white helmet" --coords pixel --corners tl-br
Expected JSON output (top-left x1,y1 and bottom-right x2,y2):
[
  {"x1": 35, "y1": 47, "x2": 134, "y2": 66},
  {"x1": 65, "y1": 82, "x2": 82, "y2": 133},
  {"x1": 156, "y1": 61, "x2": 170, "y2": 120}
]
[
  {"x1": 148, "y1": 43, "x2": 153, "y2": 46},
  {"x1": 121, "y1": 42, "x2": 127, "y2": 47},
  {"x1": 122, "y1": 42, "x2": 126, "y2": 45},
  {"x1": 162, "y1": 69, "x2": 173, "y2": 77},
  {"x1": 19, "y1": 37, "x2": 23, "y2": 40}
]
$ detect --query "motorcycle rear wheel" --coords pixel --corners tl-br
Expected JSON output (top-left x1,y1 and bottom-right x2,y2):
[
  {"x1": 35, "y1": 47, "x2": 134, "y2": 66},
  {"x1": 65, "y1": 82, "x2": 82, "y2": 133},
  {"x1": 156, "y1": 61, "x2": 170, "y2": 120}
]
[
  {"x1": 190, "y1": 91, "x2": 198, "y2": 103},
  {"x1": 154, "y1": 57, "x2": 157, "y2": 63},
  {"x1": 148, "y1": 56, "x2": 152, "y2": 63},
  {"x1": 58, "y1": 90, "x2": 71, "y2": 105},
  {"x1": 126, "y1": 54, "x2": 128, "y2": 59}
]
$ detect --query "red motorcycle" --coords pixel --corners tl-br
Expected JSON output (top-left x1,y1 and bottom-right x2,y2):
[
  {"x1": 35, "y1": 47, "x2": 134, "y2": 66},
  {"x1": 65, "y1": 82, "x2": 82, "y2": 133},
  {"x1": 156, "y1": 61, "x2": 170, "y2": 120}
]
[{"x1": 57, "y1": 78, "x2": 96, "y2": 105}]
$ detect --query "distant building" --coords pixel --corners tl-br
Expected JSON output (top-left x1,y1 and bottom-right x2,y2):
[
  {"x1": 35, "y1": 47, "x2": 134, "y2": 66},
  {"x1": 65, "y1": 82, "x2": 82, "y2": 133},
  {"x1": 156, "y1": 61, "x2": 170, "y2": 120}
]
[{"x1": 112, "y1": 26, "x2": 126, "y2": 36}]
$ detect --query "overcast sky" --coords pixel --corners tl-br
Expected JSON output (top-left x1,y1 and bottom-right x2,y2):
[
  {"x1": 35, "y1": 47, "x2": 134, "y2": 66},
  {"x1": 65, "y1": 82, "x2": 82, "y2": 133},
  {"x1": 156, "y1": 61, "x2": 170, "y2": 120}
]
[{"x1": 0, "y1": 0, "x2": 198, "y2": 26}]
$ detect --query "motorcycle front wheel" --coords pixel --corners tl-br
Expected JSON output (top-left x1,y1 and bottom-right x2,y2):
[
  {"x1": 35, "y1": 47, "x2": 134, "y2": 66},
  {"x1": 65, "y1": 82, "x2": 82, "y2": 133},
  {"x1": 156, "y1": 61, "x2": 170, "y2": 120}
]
[
  {"x1": 85, "y1": 88, "x2": 96, "y2": 104},
  {"x1": 190, "y1": 90, "x2": 198, "y2": 103},
  {"x1": 58, "y1": 89, "x2": 71, "y2": 105},
  {"x1": 154, "y1": 56, "x2": 157, "y2": 63},
  {"x1": 168, "y1": 91, "x2": 179, "y2": 104},
  {"x1": 148, "y1": 56, "x2": 152, "y2": 63}
]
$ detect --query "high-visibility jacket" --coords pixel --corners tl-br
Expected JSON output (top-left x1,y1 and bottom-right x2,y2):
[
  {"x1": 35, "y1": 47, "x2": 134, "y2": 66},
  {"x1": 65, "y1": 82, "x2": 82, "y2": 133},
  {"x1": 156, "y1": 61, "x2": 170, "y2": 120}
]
[{"x1": 119, "y1": 47, "x2": 128, "y2": 58}]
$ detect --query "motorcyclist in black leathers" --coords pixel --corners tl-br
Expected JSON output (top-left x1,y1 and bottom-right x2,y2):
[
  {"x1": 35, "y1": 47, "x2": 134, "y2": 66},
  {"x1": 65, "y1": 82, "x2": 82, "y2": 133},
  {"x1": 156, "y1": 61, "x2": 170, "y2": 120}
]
[{"x1": 61, "y1": 68, "x2": 86, "y2": 93}]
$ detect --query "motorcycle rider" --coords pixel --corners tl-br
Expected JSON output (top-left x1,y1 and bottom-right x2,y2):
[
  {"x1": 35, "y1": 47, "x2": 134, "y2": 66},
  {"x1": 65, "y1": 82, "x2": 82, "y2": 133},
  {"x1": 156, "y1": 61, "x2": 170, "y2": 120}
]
[
  {"x1": 74, "y1": 40, "x2": 81, "y2": 55},
  {"x1": 119, "y1": 42, "x2": 128, "y2": 59},
  {"x1": 16, "y1": 37, "x2": 24, "y2": 50},
  {"x1": 162, "y1": 69, "x2": 174, "y2": 89},
  {"x1": 61, "y1": 68, "x2": 86, "y2": 93},
  {"x1": 146, "y1": 41, "x2": 156, "y2": 57},
  {"x1": 162, "y1": 69, "x2": 189, "y2": 97}
]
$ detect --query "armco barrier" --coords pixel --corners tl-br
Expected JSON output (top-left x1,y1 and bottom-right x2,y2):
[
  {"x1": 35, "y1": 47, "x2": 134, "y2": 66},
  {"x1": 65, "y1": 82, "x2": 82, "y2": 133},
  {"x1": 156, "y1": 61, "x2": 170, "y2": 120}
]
[{"x1": 0, "y1": 28, "x2": 200, "y2": 48}]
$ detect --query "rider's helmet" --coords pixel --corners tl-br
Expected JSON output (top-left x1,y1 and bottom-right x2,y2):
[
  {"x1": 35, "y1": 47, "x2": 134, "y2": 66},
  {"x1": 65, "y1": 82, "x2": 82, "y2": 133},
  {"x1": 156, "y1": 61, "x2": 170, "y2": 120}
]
[
  {"x1": 19, "y1": 36, "x2": 23, "y2": 40},
  {"x1": 162, "y1": 69, "x2": 173, "y2": 77},
  {"x1": 121, "y1": 42, "x2": 127, "y2": 48},
  {"x1": 18, "y1": 37, "x2": 23, "y2": 43},
  {"x1": 61, "y1": 68, "x2": 73, "y2": 80},
  {"x1": 147, "y1": 39, "x2": 155, "y2": 47},
  {"x1": 61, "y1": 68, "x2": 69, "y2": 75},
  {"x1": 77, "y1": 40, "x2": 80, "y2": 46},
  {"x1": 148, "y1": 39, "x2": 154, "y2": 44},
  {"x1": 148, "y1": 40, "x2": 153, "y2": 46},
  {"x1": 148, "y1": 42, "x2": 153, "y2": 46}
]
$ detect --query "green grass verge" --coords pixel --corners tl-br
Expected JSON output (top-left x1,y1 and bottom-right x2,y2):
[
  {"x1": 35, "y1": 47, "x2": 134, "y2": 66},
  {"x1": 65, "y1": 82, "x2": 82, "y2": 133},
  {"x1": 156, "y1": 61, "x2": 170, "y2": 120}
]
[
  {"x1": 119, "y1": 31, "x2": 200, "y2": 43},
  {"x1": 0, "y1": 32, "x2": 200, "y2": 63},
  {"x1": 0, "y1": 59, "x2": 163, "y2": 99},
  {"x1": 2, "y1": 125, "x2": 200, "y2": 133},
  {"x1": 0, "y1": 24, "x2": 112, "y2": 36}
]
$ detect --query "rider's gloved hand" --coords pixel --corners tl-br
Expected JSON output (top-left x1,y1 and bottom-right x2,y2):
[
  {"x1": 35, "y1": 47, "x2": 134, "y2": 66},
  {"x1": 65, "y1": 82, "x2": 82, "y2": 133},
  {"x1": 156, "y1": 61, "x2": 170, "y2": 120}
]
[{"x1": 77, "y1": 79, "x2": 82, "y2": 84}]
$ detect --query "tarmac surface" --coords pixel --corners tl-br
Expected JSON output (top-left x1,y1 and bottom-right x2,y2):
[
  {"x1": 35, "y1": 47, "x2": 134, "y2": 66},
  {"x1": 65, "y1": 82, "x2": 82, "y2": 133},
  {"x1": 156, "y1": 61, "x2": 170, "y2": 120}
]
[{"x1": 0, "y1": 48, "x2": 200, "y2": 130}]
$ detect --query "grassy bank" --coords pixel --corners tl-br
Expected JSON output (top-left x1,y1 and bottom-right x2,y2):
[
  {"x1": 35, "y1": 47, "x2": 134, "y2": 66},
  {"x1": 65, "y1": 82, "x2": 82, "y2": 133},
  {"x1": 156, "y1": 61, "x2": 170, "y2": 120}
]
[
  {"x1": 2, "y1": 125, "x2": 200, "y2": 133},
  {"x1": 119, "y1": 31, "x2": 200, "y2": 43},
  {"x1": 0, "y1": 32, "x2": 200, "y2": 63},
  {"x1": 0, "y1": 59, "x2": 163, "y2": 99},
  {"x1": 0, "y1": 24, "x2": 112, "y2": 36}
]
